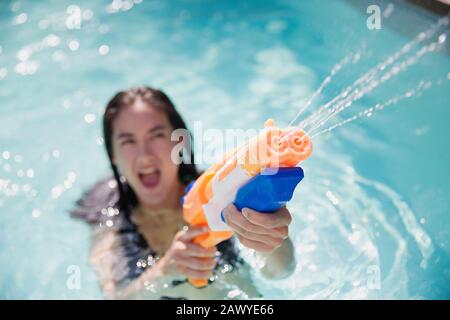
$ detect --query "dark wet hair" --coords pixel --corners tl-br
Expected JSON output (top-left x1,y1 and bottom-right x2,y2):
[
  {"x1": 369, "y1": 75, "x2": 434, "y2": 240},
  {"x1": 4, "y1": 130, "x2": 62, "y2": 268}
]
[{"x1": 103, "y1": 86, "x2": 199, "y2": 212}]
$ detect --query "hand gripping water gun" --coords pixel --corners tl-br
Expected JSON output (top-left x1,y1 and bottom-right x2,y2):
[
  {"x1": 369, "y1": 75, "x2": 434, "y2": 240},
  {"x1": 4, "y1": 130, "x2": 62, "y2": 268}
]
[{"x1": 182, "y1": 119, "x2": 312, "y2": 287}]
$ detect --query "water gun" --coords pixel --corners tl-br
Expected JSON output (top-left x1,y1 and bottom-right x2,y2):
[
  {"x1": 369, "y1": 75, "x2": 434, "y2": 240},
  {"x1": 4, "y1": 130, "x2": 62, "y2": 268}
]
[{"x1": 182, "y1": 119, "x2": 312, "y2": 287}]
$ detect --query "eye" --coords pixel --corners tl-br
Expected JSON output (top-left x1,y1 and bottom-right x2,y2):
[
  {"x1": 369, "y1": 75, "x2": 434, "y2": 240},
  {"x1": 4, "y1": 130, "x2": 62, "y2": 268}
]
[
  {"x1": 152, "y1": 132, "x2": 166, "y2": 139},
  {"x1": 120, "y1": 139, "x2": 135, "y2": 146}
]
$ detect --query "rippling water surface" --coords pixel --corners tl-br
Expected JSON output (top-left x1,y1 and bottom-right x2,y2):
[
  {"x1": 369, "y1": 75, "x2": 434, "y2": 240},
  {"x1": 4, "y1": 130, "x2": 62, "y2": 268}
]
[{"x1": 0, "y1": 0, "x2": 449, "y2": 299}]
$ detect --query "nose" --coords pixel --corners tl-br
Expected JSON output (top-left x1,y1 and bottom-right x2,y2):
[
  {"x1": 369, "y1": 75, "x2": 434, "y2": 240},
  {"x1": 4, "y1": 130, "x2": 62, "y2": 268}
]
[{"x1": 137, "y1": 140, "x2": 156, "y2": 162}]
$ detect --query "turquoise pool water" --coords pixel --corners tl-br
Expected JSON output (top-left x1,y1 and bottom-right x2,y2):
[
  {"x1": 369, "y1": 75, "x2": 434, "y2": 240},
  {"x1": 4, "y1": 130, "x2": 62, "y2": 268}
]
[{"x1": 0, "y1": 0, "x2": 449, "y2": 299}]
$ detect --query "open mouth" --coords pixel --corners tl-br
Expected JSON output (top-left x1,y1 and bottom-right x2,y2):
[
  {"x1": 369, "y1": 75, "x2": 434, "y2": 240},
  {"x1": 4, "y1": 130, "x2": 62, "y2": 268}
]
[{"x1": 138, "y1": 167, "x2": 161, "y2": 189}]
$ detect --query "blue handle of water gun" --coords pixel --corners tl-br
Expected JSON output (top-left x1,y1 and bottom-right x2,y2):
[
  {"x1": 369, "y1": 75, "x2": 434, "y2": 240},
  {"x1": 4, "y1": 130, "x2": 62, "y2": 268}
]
[{"x1": 220, "y1": 167, "x2": 304, "y2": 222}]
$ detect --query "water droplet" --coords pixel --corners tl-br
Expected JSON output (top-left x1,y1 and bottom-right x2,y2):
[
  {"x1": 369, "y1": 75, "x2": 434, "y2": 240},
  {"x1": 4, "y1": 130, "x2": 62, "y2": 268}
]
[
  {"x1": 0, "y1": 68, "x2": 8, "y2": 80},
  {"x1": 66, "y1": 5, "x2": 82, "y2": 30},
  {"x1": 108, "y1": 180, "x2": 117, "y2": 189},
  {"x1": 67, "y1": 171, "x2": 76, "y2": 182},
  {"x1": 14, "y1": 13, "x2": 28, "y2": 25},
  {"x1": 68, "y1": 40, "x2": 79, "y2": 51},
  {"x1": 32, "y1": 209, "x2": 41, "y2": 218},
  {"x1": 44, "y1": 34, "x2": 60, "y2": 47},
  {"x1": 438, "y1": 33, "x2": 447, "y2": 44},
  {"x1": 227, "y1": 289, "x2": 243, "y2": 299},
  {"x1": 64, "y1": 180, "x2": 73, "y2": 189},
  {"x1": 98, "y1": 45, "x2": 109, "y2": 55},
  {"x1": 52, "y1": 149, "x2": 60, "y2": 158},
  {"x1": 325, "y1": 190, "x2": 339, "y2": 205},
  {"x1": 383, "y1": 3, "x2": 394, "y2": 18},
  {"x1": 84, "y1": 113, "x2": 96, "y2": 123},
  {"x1": 51, "y1": 185, "x2": 64, "y2": 198},
  {"x1": 352, "y1": 52, "x2": 361, "y2": 64},
  {"x1": 26, "y1": 169, "x2": 34, "y2": 178},
  {"x1": 2, "y1": 151, "x2": 10, "y2": 160},
  {"x1": 122, "y1": 0, "x2": 134, "y2": 11},
  {"x1": 15, "y1": 60, "x2": 39, "y2": 75},
  {"x1": 1, "y1": 179, "x2": 10, "y2": 190},
  {"x1": 106, "y1": 207, "x2": 119, "y2": 217},
  {"x1": 17, "y1": 48, "x2": 31, "y2": 61},
  {"x1": 112, "y1": 0, "x2": 122, "y2": 11},
  {"x1": 348, "y1": 231, "x2": 361, "y2": 245}
]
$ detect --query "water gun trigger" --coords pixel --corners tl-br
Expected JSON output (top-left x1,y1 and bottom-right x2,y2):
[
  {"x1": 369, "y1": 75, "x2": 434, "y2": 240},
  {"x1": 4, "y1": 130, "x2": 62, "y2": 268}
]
[{"x1": 221, "y1": 167, "x2": 304, "y2": 222}]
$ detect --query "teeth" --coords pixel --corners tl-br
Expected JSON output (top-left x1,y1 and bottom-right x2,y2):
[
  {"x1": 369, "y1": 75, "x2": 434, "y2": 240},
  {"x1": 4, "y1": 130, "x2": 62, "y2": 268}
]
[{"x1": 139, "y1": 168, "x2": 156, "y2": 175}]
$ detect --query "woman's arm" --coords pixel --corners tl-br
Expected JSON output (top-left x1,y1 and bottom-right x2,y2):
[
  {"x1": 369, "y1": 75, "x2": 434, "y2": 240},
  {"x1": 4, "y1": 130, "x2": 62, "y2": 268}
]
[
  {"x1": 259, "y1": 237, "x2": 296, "y2": 279},
  {"x1": 114, "y1": 258, "x2": 169, "y2": 299},
  {"x1": 89, "y1": 227, "x2": 171, "y2": 299},
  {"x1": 88, "y1": 228, "x2": 121, "y2": 299},
  {"x1": 89, "y1": 225, "x2": 217, "y2": 299}
]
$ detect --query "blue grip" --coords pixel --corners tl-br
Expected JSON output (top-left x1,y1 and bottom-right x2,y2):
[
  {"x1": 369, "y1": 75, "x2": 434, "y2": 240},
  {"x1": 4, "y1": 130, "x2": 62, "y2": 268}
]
[{"x1": 221, "y1": 167, "x2": 304, "y2": 222}]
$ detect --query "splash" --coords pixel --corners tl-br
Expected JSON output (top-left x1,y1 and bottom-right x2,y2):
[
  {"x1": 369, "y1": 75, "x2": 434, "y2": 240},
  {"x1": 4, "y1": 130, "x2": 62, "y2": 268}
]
[{"x1": 290, "y1": 15, "x2": 449, "y2": 137}]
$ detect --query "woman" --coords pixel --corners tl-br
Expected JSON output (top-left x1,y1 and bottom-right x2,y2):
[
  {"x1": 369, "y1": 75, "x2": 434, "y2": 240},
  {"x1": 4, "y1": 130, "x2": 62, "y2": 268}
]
[{"x1": 71, "y1": 87, "x2": 295, "y2": 299}]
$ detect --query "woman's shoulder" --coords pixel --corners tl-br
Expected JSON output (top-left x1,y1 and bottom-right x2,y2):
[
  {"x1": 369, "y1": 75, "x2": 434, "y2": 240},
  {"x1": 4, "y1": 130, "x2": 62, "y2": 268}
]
[{"x1": 70, "y1": 176, "x2": 120, "y2": 225}]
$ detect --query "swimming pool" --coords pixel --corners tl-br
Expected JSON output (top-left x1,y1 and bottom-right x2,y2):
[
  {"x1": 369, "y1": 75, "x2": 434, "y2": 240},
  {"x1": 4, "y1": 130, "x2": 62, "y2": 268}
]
[{"x1": 0, "y1": 0, "x2": 449, "y2": 299}]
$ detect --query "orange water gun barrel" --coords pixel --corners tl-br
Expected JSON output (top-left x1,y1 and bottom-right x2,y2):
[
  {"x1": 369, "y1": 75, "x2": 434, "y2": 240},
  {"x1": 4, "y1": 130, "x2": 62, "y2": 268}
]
[{"x1": 182, "y1": 119, "x2": 312, "y2": 287}]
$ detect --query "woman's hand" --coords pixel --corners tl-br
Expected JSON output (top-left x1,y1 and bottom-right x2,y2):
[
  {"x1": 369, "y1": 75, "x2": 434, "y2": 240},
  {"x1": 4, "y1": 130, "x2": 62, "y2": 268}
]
[
  {"x1": 159, "y1": 225, "x2": 218, "y2": 279},
  {"x1": 223, "y1": 204, "x2": 292, "y2": 253}
]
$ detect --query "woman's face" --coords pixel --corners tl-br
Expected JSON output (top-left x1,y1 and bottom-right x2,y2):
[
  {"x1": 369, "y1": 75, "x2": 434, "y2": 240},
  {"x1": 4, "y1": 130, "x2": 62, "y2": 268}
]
[{"x1": 111, "y1": 99, "x2": 181, "y2": 208}]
